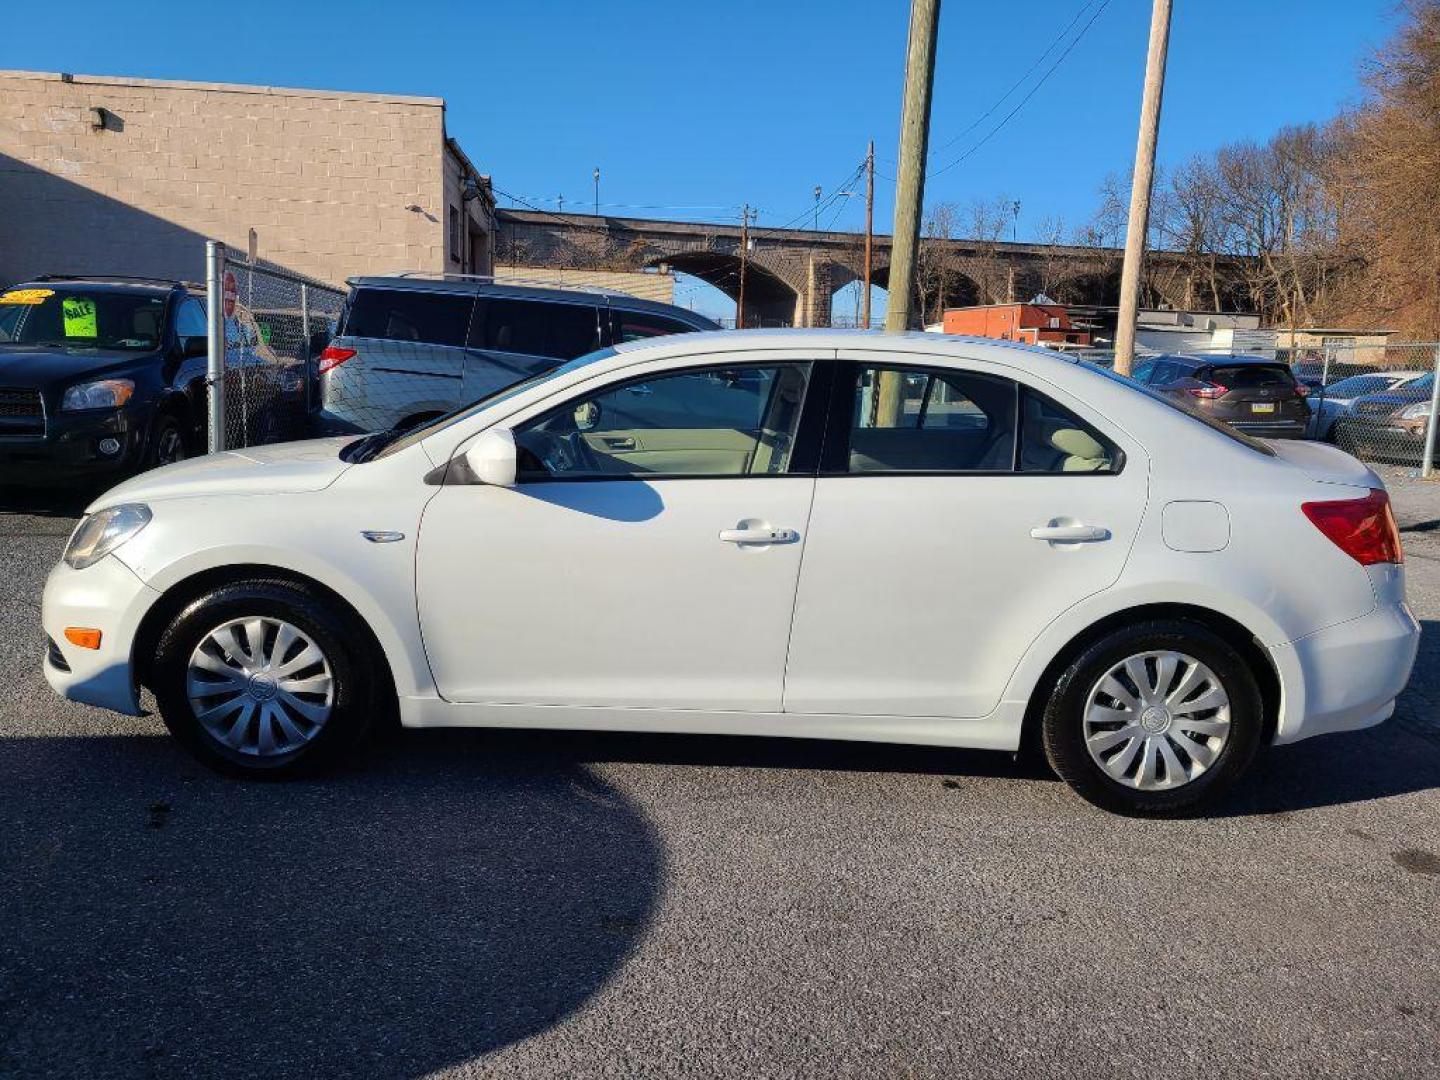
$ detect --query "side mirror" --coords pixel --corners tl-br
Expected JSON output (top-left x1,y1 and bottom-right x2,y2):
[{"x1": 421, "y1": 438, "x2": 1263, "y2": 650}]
[
  {"x1": 182, "y1": 336, "x2": 208, "y2": 359},
  {"x1": 461, "y1": 428, "x2": 517, "y2": 487}
]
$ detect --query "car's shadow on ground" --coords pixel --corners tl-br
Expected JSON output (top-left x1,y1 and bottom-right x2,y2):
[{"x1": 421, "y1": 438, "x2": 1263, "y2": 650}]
[{"x1": 0, "y1": 731, "x2": 664, "y2": 1079}]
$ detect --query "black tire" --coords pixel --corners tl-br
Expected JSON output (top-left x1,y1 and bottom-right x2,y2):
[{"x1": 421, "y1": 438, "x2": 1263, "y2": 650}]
[
  {"x1": 152, "y1": 578, "x2": 379, "y2": 777},
  {"x1": 1041, "y1": 619, "x2": 1265, "y2": 815},
  {"x1": 145, "y1": 411, "x2": 188, "y2": 469}
]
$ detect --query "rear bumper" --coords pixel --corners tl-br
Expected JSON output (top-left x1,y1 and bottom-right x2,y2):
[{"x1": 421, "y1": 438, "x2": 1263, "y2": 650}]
[
  {"x1": 1269, "y1": 596, "x2": 1420, "y2": 745},
  {"x1": 1228, "y1": 419, "x2": 1309, "y2": 440},
  {"x1": 41, "y1": 554, "x2": 159, "y2": 716}
]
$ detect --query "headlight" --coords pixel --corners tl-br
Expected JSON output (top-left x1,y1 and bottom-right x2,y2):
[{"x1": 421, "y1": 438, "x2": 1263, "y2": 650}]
[
  {"x1": 1398, "y1": 402, "x2": 1432, "y2": 421},
  {"x1": 63, "y1": 504, "x2": 152, "y2": 569},
  {"x1": 62, "y1": 378, "x2": 135, "y2": 411}
]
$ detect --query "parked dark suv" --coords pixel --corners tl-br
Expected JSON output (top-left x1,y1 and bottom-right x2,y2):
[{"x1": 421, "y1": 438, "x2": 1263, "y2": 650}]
[
  {"x1": 1131, "y1": 353, "x2": 1311, "y2": 439},
  {"x1": 313, "y1": 274, "x2": 720, "y2": 434},
  {"x1": 0, "y1": 276, "x2": 215, "y2": 485}
]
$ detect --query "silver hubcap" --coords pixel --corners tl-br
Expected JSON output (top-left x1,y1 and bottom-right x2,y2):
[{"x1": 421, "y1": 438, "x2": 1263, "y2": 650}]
[
  {"x1": 1083, "y1": 650, "x2": 1231, "y2": 791},
  {"x1": 186, "y1": 617, "x2": 334, "y2": 757}
]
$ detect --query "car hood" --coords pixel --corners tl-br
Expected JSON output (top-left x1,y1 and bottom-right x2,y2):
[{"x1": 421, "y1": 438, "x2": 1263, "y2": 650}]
[
  {"x1": 0, "y1": 345, "x2": 147, "y2": 383},
  {"x1": 1267, "y1": 438, "x2": 1381, "y2": 490},
  {"x1": 89, "y1": 437, "x2": 356, "y2": 509},
  {"x1": 1353, "y1": 387, "x2": 1430, "y2": 409}
]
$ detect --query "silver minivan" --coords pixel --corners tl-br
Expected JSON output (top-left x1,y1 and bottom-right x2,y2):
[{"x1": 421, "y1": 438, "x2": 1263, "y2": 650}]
[{"x1": 313, "y1": 275, "x2": 719, "y2": 434}]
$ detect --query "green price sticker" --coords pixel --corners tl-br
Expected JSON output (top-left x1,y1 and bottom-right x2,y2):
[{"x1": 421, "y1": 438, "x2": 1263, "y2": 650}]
[
  {"x1": 62, "y1": 297, "x2": 98, "y2": 338},
  {"x1": 258, "y1": 321, "x2": 273, "y2": 344}
]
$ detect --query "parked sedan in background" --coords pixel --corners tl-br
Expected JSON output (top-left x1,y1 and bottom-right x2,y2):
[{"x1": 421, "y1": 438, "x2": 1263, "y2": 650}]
[
  {"x1": 41, "y1": 331, "x2": 1417, "y2": 816},
  {"x1": 1333, "y1": 372, "x2": 1438, "y2": 461},
  {"x1": 1130, "y1": 353, "x2": 1311, "y2": 439},
  {"x1": 1307, "y1": 370, "x2": 1427, "y2": 440}
]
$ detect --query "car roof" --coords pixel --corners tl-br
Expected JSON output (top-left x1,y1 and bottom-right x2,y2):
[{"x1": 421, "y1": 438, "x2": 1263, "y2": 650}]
[
  {"x1": 345, "y1": 275, "x2": 718, "y2": 326},
  {"x1": 16, "y1": 276, "x2": 188, "y2": 296},
  {"x1": 610, "y1": 327, "x2": 1084, "y2": 372}
]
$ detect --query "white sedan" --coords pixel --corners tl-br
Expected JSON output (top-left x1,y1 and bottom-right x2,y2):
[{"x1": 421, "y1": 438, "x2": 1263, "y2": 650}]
[{"x1": 42, "y1": 331, "x2": 1419, "y2": 814}]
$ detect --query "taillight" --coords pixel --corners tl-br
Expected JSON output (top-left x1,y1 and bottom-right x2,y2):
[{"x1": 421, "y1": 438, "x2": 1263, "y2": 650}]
[
  {"x1": 317, "y1": 345, "x2": 357, "y2": 374},
  {"x1": 1188, "y1": 382, "x2": 1227, "y2": 399},
  {"x1": 1295, "y1": 384, "x2": 1309, "y2": 396},
  {"x1": 1301, "y1": 488, "x2": 1403, "y2": 565}
]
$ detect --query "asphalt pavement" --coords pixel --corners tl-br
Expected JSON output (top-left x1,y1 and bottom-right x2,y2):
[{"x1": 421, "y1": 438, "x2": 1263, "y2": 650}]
[{"x1": 1, "y1": 473, "x2": 1438, "y2": 1079}]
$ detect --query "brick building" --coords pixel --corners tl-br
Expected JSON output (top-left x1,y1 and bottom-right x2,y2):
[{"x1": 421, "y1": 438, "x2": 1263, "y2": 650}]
[{"x1": 0, "y1": 70, "x2": 495, "y2": 289}]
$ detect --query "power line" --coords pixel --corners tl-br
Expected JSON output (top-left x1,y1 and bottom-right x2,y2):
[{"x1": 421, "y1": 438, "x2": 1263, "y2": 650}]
[
  {"x1": 927, "y1": 0, "x2": 1114, "y2": 180},
  {"x1": 928, "y1": 0, "x2": 1103, "y2": 157}
]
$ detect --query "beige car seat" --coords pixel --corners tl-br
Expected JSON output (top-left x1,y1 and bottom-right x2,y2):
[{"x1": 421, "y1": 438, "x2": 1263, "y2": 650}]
[{"x1": 1050, "y1": 427, "x2": 1111, "y2": 472}]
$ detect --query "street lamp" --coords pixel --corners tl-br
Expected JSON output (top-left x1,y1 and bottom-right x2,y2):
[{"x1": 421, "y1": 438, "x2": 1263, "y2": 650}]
[{"x1": 593, "y1": 167, "x2": 601, "y2": 217}]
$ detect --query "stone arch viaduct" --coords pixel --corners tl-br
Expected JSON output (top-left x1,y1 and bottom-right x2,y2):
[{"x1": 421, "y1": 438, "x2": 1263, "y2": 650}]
[{"x1": 495, "y1": 208, "x2": 1251, "y2": 327}]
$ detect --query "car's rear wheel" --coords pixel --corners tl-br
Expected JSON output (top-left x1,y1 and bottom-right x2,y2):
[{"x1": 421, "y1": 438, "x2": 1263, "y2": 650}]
[
  {"x1": 152, "y1": 579, "x2": 378, "y2": 777},
  {"x1": 1041, "y1": 619, "x2": 1264, "y2": 815}
]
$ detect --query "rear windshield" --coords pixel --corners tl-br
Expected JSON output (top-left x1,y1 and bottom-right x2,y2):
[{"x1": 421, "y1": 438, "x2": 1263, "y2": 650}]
[
  {"x1": 1082, "y1": 361, "x2": 1276, "y2": 456},
  {"x1": 0, "y1": 286, "x2": 166, "y2": 351},
  {"x1": 1204, "y1": 364, "x2": 1295, "y2": 389}
]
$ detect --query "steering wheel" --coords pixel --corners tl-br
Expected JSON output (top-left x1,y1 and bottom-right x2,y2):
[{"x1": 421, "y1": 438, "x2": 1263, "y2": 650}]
[{"x1": 527, "y1": 425, "x2": 602, "y2": 476}]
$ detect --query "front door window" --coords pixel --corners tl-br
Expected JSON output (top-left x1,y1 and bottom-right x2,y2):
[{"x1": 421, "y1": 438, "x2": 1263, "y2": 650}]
[{"x1": 514, "y1": 363, "x2": 812, "y2": 479}]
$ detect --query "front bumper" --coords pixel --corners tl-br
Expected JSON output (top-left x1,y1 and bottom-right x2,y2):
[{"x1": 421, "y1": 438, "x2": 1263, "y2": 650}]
[
  {"x1": 0, "y1": 403, "x2": 154, "y2": 483},
  {"x1": 1269, "y1": 588, "x2": 1420, "y2": 745},
  {"x1": 41, "y1": 553, "x2": 160, "y2": 716}
]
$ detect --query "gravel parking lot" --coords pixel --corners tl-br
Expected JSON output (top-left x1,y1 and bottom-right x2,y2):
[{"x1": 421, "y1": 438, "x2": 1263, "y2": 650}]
[{"x1": 2, "y1": 475, "x2": 1438, "y2": 1079}]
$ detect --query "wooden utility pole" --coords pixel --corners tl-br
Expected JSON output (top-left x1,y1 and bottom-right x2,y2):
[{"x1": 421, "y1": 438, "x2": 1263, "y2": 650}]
[
  {"x1": 1113, "y1": 0, "x2": 1173, "y2": 376},
  {"x1": 863, "y1": 140, "x2": 875, "y2": 329},
  {"x1": 737, "y1": 203, "x2": 751, "y2": 330},
  {"x1": 885, "y1": 0, "x2": 941, "y2": 333}
]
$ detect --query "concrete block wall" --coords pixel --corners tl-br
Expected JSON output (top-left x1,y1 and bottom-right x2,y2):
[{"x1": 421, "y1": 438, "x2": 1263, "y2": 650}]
[{"x1": 0, "y1": 70, "x2": 455, "y2": 288}]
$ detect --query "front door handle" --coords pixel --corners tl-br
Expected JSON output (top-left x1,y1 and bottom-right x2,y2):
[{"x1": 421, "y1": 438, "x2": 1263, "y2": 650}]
[
  {"x1": 1030, "y1": 524, "x2": 1111, "y2": 543},
  {"x1": 719, "y1": 526, "x2": 798, "y2": 545}
]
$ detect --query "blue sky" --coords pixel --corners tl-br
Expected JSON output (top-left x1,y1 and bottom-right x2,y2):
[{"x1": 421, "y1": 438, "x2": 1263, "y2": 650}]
[{"x1": 3, "y1": 0, "x2": 1399, "y2": 318}]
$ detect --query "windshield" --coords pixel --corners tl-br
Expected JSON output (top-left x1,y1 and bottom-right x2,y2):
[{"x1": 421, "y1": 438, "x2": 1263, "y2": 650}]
[
  {"x1": 0, "y1": 286, "x2": 166, "y2": 351},
  {"x1": 355, "y1": 347, "x2": 621, "y2": 462},
  {"x1": 1081, "y1": 361, "x2": 1276, "y2": 456}
]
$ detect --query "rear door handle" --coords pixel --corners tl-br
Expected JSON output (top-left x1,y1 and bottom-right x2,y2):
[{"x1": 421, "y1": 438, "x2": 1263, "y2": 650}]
[
  {"x1": 1030, "y1": 524, "x2": 1110, "y2": 543},
  {"x1": 719, "y1": 527, "x2": 798, "y2": 545},
  {"x1": 603, "y1": 436, "x2": 636, "y2": 450}
]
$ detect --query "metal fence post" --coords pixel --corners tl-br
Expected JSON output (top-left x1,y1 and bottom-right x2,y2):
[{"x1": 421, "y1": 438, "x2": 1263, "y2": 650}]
[
  {"x1": 1422, "y1": 343, "x2": 1440, "y2": 478},
  {"x1": 205, "y1": 241, "x2": 226, "y2": 453},
  {"x1": 300, "y1": 282, "x2": 311, "y2": 414}
]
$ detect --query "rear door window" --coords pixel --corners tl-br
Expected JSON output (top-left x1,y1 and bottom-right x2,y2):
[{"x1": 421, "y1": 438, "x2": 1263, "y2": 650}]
[
  {"x1": 845, "y1": 365, "x2": 1017, "y2": 473},
  {"x1": 343, "y1": 288, "x2": 473, "y2": 347},
  {"x1": 471, "y1": 298, "x2": 603, "y2": 359}
]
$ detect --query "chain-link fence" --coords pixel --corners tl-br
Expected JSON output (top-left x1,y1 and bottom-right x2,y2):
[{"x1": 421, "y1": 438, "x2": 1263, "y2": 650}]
[
  {"x1": 1277, "y1": 342, "x2": 1440, "y2": 472},
  {"x1": 205, "y1": 243, "x2": 344, "y2": 451}
]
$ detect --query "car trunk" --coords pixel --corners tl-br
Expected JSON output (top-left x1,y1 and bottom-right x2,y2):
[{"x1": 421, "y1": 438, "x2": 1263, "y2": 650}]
[
  {"x1": 1202, "y1": 364, "x2": 1308, "y2": 423},
  {"x1": 1268, "y1": 438, "x2": 1380, "y2": 490}
]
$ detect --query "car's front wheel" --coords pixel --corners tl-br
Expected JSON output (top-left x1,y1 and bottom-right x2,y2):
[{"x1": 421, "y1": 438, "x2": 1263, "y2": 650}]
[
  {"x1": 1041, "y1": 619, "x2": 1265, "y2": 815},
  {"x1": 152, "y1": 578, "x2": 379, "y2": 776}
]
